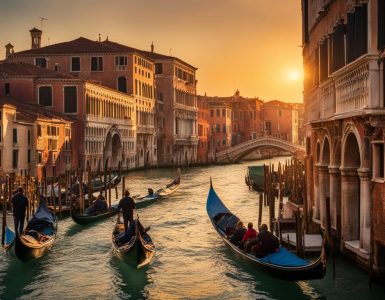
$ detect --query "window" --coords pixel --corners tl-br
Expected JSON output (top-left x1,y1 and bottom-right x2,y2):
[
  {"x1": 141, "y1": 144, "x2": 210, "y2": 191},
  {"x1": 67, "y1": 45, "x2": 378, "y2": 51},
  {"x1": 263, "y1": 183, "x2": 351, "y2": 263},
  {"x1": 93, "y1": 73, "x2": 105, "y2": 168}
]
[
  {"x1": 223, "y1": 139, "x2": 226, "y2": 146},
  {"x1": 0, "y1": 125, "x2": 1, "y2": 142},
  {"x1": 91, "y1": 56, "x2": 103, "y2": 71},
  {"x1": 216, "y1": 124, "x2": 220, "y2": 133},
  {"x1": 216, "y1": 109, "x2": 220, "y2": 117},
  {"x1": 71, "y1": 57, "x2": 80, "y2": 72},
  {"x1": 37, "y1": 124, "x2": 42, "y2": 137},
  {"x1": 48, "y1": 138, "x2": 58, "y2": 151},
  {"x1": 0, "y1": 149, "x2": 1, "y2": 167},
  {"x1": 278, "y1": 110, "x2": 282, "y2": 117},
  {"x1": 54, "y1": 63, "x2": 60, "y2": 72},
  {"x1": 210, "y1": 110, "x2": 214, "y2": 117},
  {"x1": 222, "y1": 109, "x2": 226, "y2": 117},
  {"x1": 65, "y1": 128, "x2": 71, "y2": 137},
  {"x1": 222, "y1": 124, "x2": 226, "y2": 133},
  {"x1": 12, "y1": 150, "x2": 18, "y2": 168},
  {"x1": 115, "y1": 56, "x2": 128, "y2": 67},
  {"x1": 39, "y1": 86, "x2": 52, "y2": 106},
  {"x1": 13, "y1": 128, "x2": 17, "y2": 143},
  {"x1": 37, "y1": 151, "x2": 42, "y2": 164},
  {"x1": 373, "y1": 143, "x2": 384, "y2": 180},
  {"x1": 35, "y1": 57, "x2": 47, "y2": 68},
  {"x1": 28, "y1": 130, "x2": 31, "y2": 144},
  {"x1": 117, "y1": 76, "x2": 127, "y2": 93},
  {"x1": 27, "y1": 149, "x2": 31, "y2": 164},
  {"x1": 64, "y1": 86, "x2": 77, "y2": 113},
  {"x1": 4, "y1": 83, "x2": 10, "y2": 95},
  {"x1": 155, "y1": 63, "x2": 163, "y2": 74}
]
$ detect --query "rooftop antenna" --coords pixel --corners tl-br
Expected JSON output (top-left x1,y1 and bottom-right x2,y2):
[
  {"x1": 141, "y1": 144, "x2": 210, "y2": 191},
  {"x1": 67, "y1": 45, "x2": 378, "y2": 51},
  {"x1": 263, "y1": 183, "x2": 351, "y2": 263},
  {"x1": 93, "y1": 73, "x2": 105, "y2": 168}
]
[{"x1": 39, "y1": 17, "x2": 48, "y2": 31}]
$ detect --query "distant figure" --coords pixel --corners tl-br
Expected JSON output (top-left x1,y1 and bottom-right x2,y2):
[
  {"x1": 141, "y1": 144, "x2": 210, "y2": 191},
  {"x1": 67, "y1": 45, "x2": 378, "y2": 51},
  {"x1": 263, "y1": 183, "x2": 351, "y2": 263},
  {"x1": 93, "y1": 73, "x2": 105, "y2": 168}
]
[
  {"x1": 242, "y1": 222, "x2": 257, "y2": 252},
  {"x1": 230, "y1": 221, "x2": 247, "y2": 246},
  {"x1": 148, "y1": 188, "x2": 154, "y2": 196},
  {"x1": 85, "y1": 194, "x2": 107, "y2": 215},
  {"x1": 118, "y1": 190, "x2": 136, "y2": 232},
  {"x1": 12, "y1": 187, "x2": 28, "y2": 234},
  {"x1": 251, "y1": 224, "x2": 280, "y2": 257}
]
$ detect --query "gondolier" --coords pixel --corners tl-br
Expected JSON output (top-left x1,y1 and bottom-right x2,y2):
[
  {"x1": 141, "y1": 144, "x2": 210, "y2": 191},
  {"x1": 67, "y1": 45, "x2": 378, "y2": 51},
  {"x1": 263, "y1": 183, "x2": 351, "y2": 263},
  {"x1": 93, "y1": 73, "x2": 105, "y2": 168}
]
[
  {"x1": 12, "y1": 187, "x2": 28, "y2": 234},
  {"x1": 118, "y1": 190, "x2": 136, "y2": 232}
]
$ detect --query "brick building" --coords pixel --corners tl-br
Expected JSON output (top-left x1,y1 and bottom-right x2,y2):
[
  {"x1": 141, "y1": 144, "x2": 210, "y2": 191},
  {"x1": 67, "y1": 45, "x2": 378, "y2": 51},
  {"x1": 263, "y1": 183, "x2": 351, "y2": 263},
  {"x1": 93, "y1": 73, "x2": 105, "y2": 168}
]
[
  {"x1": 0, "y1": 97, "x2": 73, "y2": 180},
  {"x1": 140, "y1": 46, "x2": 198, "y2": 167},
  {"x1": 0, "y1": 62, "x2": 136, "y2": 173},
  {"x1": 302, "y1": 0, "x2": 385, "y2": 274},
  {"x1": 5, "y1": 32, "x2": 154, "y2": 169},
  {"x1": 262, "y1": 100, "x2": 299, "y2": 144},
  {"x1": 197, "y1": 96, "x2": 210, "y2": 164}
]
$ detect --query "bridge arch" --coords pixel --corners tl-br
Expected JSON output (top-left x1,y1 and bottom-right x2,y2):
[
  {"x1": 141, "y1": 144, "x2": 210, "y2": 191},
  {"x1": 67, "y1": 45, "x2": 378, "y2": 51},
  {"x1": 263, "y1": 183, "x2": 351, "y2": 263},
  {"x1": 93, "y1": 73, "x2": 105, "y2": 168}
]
[{"x1": 215, "y1": 136, "x2": 305, "y2": 164}]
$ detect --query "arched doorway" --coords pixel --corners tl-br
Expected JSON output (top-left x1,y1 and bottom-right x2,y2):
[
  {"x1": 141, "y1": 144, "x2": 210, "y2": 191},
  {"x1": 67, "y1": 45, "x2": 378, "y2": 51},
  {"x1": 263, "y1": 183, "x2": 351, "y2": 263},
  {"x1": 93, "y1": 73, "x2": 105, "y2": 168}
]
[
  {"x1": 341, "y1": 132, "x2": 361, "y2": 244},
  {"x1": 104, "y1": 127, "x2": 122, "y2": 170},
  {"x1": 314, "y1": 140, "x2": 321, "y2": 220},
  {"x1": 330, "y1": 139, "x2": 341, "y2": 231},
  {"x1": 319, "y1": 136, "x2": 330, "y2": 228}
]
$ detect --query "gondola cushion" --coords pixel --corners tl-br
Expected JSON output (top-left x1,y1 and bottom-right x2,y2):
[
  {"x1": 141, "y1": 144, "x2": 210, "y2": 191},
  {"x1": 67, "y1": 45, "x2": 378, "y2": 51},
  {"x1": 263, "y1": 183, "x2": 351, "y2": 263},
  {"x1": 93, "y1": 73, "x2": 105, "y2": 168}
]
[{"x1": 259, "y1": 247, "x2": 309, "y2": 267}]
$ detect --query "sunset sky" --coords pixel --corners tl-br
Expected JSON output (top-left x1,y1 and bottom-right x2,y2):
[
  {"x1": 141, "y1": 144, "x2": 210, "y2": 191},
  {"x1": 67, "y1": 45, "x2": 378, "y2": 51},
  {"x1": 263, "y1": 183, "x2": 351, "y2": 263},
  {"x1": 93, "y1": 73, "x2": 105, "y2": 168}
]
[{"x1": 0, "y1": 0, "x2": 303, "y2": 102}]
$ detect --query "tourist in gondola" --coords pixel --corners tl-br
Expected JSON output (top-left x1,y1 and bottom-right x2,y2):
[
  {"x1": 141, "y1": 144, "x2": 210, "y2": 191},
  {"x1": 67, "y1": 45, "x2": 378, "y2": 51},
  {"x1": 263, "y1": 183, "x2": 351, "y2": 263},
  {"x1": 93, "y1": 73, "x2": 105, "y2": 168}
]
[
  {"x1": 242, "y1": 222, "x2": 257, "y2": 252},
  {"x1": 85, "y1": 194, "x2": 107, "y2": 216},
  {"x1": 118, "y1": 190, "x2": 136, "y2": 232},
  {"x1": 11, "y1": 187, "x2": 28, "y2": 234},
  {"x1": 251, "y1": 224, "x2": 280, "y2": 257},
  {"x1": 230, "y1": 221, "x2": 247, "y2": 246}
]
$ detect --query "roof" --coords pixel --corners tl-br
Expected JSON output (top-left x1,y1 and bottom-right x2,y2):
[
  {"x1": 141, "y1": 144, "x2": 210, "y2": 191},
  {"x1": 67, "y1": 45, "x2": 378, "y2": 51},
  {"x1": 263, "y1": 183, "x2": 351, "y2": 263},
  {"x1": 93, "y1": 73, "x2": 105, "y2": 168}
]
[
  {"x1": 0, "y1": 96, "x2": 75, "y2": 123},
  {"x1": 30, "y1": 27, "x2": 42, "y2": 33},
  {"x1": 262, "y1": 100, "x2": 295, "y2": 109},
  {"x1": 198, "y1": 94, "x2": 263, "y2": 105},
  {"x1": 11, "y1": 36, "x2": 197, "y2": 70},
  {"x1": 0, "y1": 62, "x2": 75, "y2": 79}
]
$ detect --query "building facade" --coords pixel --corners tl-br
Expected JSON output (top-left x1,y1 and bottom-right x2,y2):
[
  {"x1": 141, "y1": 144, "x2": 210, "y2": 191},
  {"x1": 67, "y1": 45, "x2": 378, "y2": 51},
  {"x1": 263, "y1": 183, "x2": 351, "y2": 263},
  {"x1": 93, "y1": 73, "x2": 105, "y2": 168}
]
[
  {"x1": 197, "y1": 96, "x2": 210, "y2": 163},
  {"x1": 142, "y1": 47, "x2": 198, "y2": 167},
  {"x1": 5, "y1": 33, "x2": 155, "y2": 169},
  {"x1": 0, "y1": 62, "x2": 136, "y2": 173},
  {"x1": 262, "y1": 100, "x2": 299, "y2": 144},
  {"x1": 302, "y1": 0, "x2": 385, "y2": 274}
]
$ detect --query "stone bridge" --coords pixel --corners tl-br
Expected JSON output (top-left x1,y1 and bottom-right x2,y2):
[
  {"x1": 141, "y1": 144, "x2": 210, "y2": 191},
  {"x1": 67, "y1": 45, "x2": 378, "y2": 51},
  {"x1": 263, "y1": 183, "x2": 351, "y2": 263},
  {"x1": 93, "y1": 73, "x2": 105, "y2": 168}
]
[{"x1": 215, "y1": 136, "x2": 306, "y2": 164}]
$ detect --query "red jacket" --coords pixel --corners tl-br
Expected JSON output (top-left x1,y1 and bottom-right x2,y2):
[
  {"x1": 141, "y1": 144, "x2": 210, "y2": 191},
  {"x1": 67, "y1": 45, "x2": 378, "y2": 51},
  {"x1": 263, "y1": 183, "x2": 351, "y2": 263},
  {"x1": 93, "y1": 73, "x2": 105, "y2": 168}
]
[{"x1": 242, "y1": 228, "x2": 257, "y2": 243}]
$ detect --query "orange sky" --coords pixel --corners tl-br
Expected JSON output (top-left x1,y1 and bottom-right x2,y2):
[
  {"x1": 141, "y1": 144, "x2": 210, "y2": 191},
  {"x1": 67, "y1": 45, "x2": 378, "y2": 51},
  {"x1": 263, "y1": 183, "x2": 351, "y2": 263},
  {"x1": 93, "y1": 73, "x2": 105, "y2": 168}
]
[{"x1": 0, "y1": 0, "x2": 303, "y2": 102}]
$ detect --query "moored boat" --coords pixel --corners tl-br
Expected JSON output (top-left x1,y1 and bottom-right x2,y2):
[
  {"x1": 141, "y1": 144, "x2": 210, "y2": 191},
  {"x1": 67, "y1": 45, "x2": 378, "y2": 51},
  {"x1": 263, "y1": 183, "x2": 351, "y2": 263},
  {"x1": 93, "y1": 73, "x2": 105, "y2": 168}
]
[
  {"x1": 112, "y1": 215, "x2": 155, "y2": 268},
  {"x1": 14, "y1": 200, "x2": 57, "y2": 261},
  {"x1": 4, "y1": 225, "x2": 15, "y2": 251},
  {"x1": 157, "y1": 174, "x2": 181, "y2": 197},
  {"x1": 206, "y1": 179, "x2": 326, "y2": 281},
  {"x1": 71, "y1": 206, "x2": 118, "y2": 225}
]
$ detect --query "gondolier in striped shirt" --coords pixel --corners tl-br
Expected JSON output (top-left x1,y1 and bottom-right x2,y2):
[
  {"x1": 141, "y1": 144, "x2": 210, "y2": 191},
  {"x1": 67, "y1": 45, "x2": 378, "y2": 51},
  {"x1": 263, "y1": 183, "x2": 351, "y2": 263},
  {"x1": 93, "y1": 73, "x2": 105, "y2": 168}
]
[{"x1": 118, "y1": 190, "x2": 136, "y2": 232}]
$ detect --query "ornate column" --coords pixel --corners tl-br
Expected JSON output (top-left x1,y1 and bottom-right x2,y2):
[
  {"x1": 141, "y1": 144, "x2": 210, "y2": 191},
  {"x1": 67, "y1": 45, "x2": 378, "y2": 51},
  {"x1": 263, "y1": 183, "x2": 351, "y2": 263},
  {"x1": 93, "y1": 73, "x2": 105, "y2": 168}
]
[
  {"x1": 329, "y1": 165, "x2": 341, "y2": 230},
  {"x1": 340, "y1": 167, "x2": 360, "y2": 246},
  {"x1": 318, "y1": 164, "x2": 330, "y2": 229},
  {"x1": 358, "y1": 168, "x2": 371, "y2": 251}
]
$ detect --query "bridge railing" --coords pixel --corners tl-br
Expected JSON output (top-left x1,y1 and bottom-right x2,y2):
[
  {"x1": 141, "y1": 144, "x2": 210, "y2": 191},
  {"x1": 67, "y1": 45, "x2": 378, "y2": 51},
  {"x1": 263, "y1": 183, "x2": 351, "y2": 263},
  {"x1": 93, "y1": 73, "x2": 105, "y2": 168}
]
[{"x1": 216, "y1": 136, "x2": 305, "y2": 162}]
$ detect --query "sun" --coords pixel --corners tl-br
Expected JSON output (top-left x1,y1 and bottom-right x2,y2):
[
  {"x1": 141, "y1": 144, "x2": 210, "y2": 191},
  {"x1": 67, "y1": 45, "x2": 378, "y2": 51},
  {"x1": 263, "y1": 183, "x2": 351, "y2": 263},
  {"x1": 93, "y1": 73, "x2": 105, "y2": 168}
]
[{"x1": 288, "y1": 71, "x2": 300, "y2": 81}]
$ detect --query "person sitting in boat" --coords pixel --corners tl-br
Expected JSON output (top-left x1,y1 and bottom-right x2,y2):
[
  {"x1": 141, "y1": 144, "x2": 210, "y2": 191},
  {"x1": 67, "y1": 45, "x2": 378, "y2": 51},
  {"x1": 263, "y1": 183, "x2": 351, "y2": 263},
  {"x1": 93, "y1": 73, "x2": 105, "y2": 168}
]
[
  {"x1": 229, "y1": 221, "x2": 247, "y2": 246},
  {"x1": 251, "y1": 224, "x2": 280, "y2": 257},
  {"x1": 148, "y1": 188, "x2": 154, "y2": 196},
  {"x1": 242, "y1": 222, "x2": 257, "y2": 252},
  {"x1": 85, "y1": 194, "x2": 107, "y2": 215}
]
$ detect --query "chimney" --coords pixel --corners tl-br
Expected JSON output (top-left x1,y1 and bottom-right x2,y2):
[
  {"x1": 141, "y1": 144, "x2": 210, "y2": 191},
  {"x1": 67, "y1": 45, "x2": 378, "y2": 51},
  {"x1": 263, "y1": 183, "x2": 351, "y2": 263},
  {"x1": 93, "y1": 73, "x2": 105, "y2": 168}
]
[
  {"x1": 5, "y1": 43, "x2": 14, "y2": 57},
  {"x1": 151, "y1": 41, "x2": 154, "y2": 53},
  {"x1": 30, "y1": 27, "x2": 42, "y2": 49}
]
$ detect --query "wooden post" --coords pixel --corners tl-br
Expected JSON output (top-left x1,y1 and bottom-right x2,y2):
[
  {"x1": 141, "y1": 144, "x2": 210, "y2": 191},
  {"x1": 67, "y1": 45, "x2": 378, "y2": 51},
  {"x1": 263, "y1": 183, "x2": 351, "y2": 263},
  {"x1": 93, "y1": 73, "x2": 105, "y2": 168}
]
[
  {"x1": 122, "y1": 176, "x2": 126, "y2": 198},
  {"x1": 87, "y1": 164, "x2": 92, "y2": 208},
  {"x1": 43, "y1": 167, "x2": 47, "y2": 205},
  {"x1": 1, "y1": 180, "x2": 6, "y2": 246},
  {"x1": 79, "y1": 170, "x2": 84, "y2": 214},
  {"x1": 52, "y1": 166, "x2": 56, "y2": 215},
  {"x1": 296, "y1": 207, "x2": 304, "y2": 258},
  {"x1": 64, "y1": 171, "x2": 68, "y2": 208},
  {"x1": 108, "y1": 169, "x2": 112, "y2": 208},
  {"x1": 104, "y1": 159, "x2": 108, "y2": 199},
  {"x1": 58, "y1": 179, "x2": 62, "y2": 218},
  {"x1": 325, "y1": 196, "x2": 335, "y2": 279},
  {"x1": 258, "y1": 193, "x2": 263, "y2": 230}
]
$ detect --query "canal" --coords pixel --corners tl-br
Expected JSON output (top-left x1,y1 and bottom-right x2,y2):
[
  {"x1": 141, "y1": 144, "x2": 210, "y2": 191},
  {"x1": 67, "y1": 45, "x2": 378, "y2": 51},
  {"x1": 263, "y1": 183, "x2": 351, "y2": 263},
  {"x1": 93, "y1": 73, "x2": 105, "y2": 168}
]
[{"x1": 1, "y1": 157, "x2": 384, "y2": 299}]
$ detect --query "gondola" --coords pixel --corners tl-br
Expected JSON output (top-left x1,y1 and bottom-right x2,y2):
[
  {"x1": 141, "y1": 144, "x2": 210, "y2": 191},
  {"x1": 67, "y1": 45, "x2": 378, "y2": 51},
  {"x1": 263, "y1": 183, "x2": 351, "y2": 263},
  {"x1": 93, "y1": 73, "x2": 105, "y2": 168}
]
[
  {"x1": 206, "y1": 179, "x2": 326, "y2": 281},
  {"x1": 4, "y1": 225, "x2": 15, "y2": 251},
  {"x1": 112, "y1": 214, "x2": 155, "y2": 268},
  {"x1": 157, "y1": 174, "x2": 181, "y2": 197},
  {"x1": 14, "y1": 200, "x2": 57, "y2": 261},
  {"x1": 71, "y1": 206, "x2": 118, "y2": 225}
]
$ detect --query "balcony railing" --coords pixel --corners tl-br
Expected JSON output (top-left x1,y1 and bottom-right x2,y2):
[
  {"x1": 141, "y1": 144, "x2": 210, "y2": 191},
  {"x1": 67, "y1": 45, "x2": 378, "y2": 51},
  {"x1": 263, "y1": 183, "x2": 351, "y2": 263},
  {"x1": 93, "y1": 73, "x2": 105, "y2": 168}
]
[
  {"x1": 174, "y1": 134, "x2": 198, "y2": 146},
  {"x1": 137, "y1": 125, "x2": 155, "y2": 135},
  {"x1": 335, "y1": 60, "x2": 369, "y2": 114},
  {"x1": 320, "y1": 80, "x2": 335, "y2": 119}
]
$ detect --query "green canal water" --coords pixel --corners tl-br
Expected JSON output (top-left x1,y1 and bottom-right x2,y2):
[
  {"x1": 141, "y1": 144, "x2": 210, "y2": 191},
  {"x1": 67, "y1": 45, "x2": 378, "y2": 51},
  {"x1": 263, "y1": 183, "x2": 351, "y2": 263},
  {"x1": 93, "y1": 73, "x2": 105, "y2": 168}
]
[{"x1": 1, "y1": 157, "x2": 385, "y2": 299}]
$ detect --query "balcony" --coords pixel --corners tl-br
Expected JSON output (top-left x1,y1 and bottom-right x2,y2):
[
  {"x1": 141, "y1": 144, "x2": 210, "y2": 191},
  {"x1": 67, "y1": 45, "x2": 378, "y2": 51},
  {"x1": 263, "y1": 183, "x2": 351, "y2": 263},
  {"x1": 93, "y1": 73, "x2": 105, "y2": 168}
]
[
  {"x1": 174, "y1": 134, "x2": 198, "y2": 146},
  {"x1": 85, "y1": 114, "x2": 134, "y2": 126},
  {"x1": 137, "y1": 125, "x2": 155, "y2": 135},
  {"x1": 320, "y1": 80, "x2": 335, "y2": 119}
]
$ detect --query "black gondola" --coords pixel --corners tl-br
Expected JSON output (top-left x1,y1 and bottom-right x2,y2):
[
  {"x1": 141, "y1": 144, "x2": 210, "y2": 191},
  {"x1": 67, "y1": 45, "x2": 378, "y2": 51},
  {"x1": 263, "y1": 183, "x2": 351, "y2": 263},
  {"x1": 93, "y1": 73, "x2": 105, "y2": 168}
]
[
  {"x1": 14, "y1": 200, "x2": 57, "y2": 261},
  {"x1": 71, "y1": 206, "x2": 118, "y2": 225},
  {"x1": 112, "y1": 215, "x2": 155, "y2": 268},
  {"x1": 206, "y1": 179, "x2": 326, "y2": 281}
]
